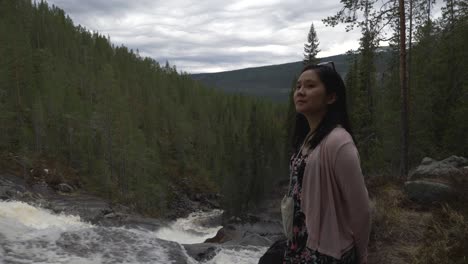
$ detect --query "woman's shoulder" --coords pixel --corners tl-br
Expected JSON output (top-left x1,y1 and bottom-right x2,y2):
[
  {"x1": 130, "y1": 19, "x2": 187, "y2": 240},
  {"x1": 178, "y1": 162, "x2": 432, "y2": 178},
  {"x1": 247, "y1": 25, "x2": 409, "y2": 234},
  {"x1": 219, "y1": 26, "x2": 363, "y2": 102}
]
[{"x1": 321, "y1": 126, "x2": 354, "y2": 153}]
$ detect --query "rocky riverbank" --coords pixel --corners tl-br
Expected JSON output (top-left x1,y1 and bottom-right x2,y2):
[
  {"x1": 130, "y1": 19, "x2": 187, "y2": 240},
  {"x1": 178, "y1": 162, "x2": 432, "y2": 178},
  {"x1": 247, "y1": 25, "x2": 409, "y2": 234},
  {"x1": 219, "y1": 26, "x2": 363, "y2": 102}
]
[
  {"x1": 0, "y1": 172, "x2": 168, "y2": 230},
  {"x1": 3, "y1": 154, "x2": 465, "y2": 263},
  {"x1": 0, "y1": 170, "x2": 283, "y2": 263}
]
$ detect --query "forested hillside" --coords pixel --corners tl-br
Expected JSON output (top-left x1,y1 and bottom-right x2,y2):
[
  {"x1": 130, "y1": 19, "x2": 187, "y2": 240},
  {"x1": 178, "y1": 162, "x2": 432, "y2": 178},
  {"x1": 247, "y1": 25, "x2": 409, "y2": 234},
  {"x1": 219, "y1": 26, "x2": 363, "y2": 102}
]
[
  {"x1": 190, "y1": 50, "x2": 391, "y2": 102},
  {"x1": 0, "y1": 0, "x2": 287, "y2": 216}
]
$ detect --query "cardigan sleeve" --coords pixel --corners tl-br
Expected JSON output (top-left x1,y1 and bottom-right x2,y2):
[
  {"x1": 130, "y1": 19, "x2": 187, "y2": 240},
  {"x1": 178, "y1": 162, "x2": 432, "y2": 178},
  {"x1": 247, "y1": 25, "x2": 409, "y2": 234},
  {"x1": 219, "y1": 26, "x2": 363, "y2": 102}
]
[{"x1": 334, "y1": 142, "x2": 371, "y2": 264}]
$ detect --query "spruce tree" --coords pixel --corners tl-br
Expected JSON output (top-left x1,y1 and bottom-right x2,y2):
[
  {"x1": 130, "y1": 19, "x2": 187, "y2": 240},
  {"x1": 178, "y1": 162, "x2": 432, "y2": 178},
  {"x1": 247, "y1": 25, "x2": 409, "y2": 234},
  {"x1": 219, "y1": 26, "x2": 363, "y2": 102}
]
[{"x1": 303, "y1": 23, "x2": 320, "y2": 65}]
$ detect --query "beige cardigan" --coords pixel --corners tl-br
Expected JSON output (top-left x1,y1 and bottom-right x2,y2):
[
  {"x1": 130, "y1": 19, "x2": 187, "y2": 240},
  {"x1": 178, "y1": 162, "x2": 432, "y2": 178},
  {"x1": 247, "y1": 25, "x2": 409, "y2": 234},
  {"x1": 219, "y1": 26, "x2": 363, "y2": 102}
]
[{"x1": 301, "y1": 127, "x2": 371, "y2": 263}]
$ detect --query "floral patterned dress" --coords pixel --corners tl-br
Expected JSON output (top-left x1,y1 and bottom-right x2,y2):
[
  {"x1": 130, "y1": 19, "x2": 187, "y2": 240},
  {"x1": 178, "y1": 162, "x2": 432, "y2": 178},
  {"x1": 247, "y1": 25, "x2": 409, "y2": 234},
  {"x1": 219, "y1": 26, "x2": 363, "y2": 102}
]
[{"x1": 283, "y1": 150, "x2": 357, "y2": 264}]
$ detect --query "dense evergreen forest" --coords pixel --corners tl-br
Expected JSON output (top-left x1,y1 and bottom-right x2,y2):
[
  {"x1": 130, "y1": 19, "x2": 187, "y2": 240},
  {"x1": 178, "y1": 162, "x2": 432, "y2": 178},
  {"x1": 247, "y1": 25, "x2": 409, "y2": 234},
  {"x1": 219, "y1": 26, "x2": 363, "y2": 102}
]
[
  {"x1": 0, "y1": 0, "x2": 286, "y2": 216},
  {"x1": 193, "y1": 0, "x2": 467, "y2": 177},
  {"x1": 0, "y1": 0, "x2": 466, "y2": 219},
  {"x1": 339, "y1": 0, "x2": 467, "y2": 174}
]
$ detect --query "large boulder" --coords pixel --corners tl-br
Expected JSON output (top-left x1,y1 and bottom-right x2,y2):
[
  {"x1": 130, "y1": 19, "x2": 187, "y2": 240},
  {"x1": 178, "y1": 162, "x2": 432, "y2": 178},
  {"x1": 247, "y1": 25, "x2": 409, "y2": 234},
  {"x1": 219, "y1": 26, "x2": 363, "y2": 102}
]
[
  {"x1": 183, "y1": 243, "x2": 219, "y2": 262},
  {"x1": 258, "y1": 239, "x2": 286, "y2": 264},
  {"x1": 204, "y1": 216, "x2": 283, "y2": 245},
  {"x1": 409, "y1": 155, "x2": 468, "y2": 181},
  {"x1": 405, "y1": 155, "x2": 468, "y2": 205},
  {"x1": 442, "y1": 156, "x2": 468, "y2": 167},
  {"x1": 404, "y1": 180, "x2": 453, "y2": 204},
  {"x1": 204, "y1": 225, "x2": 241, "y2": 243}
]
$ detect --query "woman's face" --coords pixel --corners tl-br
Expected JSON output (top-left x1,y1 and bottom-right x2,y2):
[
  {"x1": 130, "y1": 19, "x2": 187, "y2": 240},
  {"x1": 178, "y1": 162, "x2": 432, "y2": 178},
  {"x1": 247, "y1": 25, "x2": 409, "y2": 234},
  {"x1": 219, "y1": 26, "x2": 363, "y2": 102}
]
[{"x1": 294, "y1": 69, "x2": 335, "y2": 116}]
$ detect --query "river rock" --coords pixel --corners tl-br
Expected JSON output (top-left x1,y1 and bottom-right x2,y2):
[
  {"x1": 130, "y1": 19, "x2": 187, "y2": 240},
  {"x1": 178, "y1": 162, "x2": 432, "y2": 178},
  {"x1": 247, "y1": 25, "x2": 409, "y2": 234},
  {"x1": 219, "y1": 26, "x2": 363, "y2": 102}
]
[
  {"x1": 404, "y1": 180, "x2": 453, "y2": 204},
  {"x1": 55, "y1": 229, "x2": 190, "y2": 263},
  {"x1": 258, "y1": 239, "x2": 286, "y2": 264},
  {"x1": 204, "y1": 225, "x2": 240, "y2": 243},
  {"x1": 409, "y1": 155, "x2": 468, "y2": 181},
  {"x1": 183, "y1": 243, "x2": 219, "y2": 262},
  {"x1": 0, "y1": 186, "x2": 15, "y2": 200},
  {"x1": 205, "y1": 216, "x2": 283, "y2": 248},
  {"x1": 57, "y1": 183, "x2": 74, "y2": 193},
  {"x1": 228, "y1": 218, "x2": 283, "y2": 241},
  {"x1": 231, "y1": 233, "x2": 272, "y2": 247},
  {"x1": 1, "y1": 173, "x2": 166, "y2": 229},
  {"x1": 118, "y1": 215, "x2": 164, "y2": 230},
  {"x1": 0, "y1": 174, "x2": 27, "y2": 200}
]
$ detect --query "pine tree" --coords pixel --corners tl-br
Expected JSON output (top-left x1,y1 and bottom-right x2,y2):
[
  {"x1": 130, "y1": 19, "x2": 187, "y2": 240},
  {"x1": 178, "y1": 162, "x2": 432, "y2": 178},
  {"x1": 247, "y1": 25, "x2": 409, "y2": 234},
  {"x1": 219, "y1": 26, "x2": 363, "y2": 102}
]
[
  {"x1": 303, "y1": 23, "x2": 320, "y2": 65},
  {"x1": 398, "y1": 0, "x2": 409, "y2": 177}
]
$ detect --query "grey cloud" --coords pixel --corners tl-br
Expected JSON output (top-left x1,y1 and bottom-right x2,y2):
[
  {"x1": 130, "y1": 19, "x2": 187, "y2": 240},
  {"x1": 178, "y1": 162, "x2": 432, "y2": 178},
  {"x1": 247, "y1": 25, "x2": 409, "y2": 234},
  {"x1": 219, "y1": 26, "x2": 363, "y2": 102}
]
[
  {"x1": 46, "y1": 0, "x2": 131, "y2": 18},
  {"x1": 46, "y1": 0, "x2": 362, "y2": 73}
]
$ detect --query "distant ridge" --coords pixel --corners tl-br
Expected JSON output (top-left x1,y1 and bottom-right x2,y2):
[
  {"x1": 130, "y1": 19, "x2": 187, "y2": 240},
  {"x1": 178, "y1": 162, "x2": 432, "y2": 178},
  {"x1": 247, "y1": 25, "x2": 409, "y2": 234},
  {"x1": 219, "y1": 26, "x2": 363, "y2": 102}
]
[
  {"x1": 190, "y1": 54, "x2": 348, "y2": 102},
  {"x1": 191, "y1": 48, "x2": 391, "y2": 102}
]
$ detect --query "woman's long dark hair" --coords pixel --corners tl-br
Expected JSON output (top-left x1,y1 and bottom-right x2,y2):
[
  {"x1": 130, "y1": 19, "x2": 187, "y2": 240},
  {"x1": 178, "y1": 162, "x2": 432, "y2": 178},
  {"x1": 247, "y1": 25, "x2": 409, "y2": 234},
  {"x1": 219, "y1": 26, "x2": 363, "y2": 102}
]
[{"x1": 291, "y1": 64, "x2": 353, "y2": 153}]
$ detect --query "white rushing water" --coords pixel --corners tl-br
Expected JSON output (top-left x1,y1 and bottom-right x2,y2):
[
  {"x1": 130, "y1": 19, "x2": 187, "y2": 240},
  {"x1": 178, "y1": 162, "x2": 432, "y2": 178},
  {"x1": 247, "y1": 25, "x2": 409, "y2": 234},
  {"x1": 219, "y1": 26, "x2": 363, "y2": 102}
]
[
  {"x1": 155, "y1": 209, "x2": 223, "y2": 244},
  {"x1": 205, "y1": 246, "x2": 267, "y2": 264},
  {"x1": 0, "y1": 201, "x2": 267, "y2": 264}
]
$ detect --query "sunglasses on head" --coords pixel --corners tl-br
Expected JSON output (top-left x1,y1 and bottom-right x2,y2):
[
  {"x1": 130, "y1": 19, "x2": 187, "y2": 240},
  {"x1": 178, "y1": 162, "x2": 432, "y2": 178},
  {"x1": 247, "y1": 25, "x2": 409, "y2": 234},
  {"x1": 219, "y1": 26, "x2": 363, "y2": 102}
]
[{"x1": 317, "y1": 61, "x2": 336, "y2": 71}]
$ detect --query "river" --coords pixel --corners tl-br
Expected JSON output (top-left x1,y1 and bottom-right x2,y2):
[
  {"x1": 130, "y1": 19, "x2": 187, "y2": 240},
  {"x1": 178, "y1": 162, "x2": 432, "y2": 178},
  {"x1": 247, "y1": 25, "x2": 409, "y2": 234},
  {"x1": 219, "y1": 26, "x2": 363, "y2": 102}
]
[{"x1": 0, "y1": 201, "x2": 267, "y2": 263}]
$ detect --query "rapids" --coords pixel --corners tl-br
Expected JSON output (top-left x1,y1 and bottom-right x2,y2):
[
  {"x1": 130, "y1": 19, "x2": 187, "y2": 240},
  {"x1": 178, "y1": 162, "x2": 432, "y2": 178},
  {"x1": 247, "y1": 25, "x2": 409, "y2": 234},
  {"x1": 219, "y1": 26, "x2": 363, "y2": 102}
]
[{"x1": 0, "y1": 201, "x2": 267, "y2": 263}]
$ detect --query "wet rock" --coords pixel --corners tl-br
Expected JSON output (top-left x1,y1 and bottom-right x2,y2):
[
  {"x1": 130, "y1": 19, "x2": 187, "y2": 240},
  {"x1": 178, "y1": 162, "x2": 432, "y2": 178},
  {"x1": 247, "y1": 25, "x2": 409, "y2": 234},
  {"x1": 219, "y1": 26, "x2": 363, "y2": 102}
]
[
  {"x1": 0, "y1": 186, "x2": 13, "y2": 200},
  {"x1": 30, "y1": 181, "x2": 53, "y2": 196},
  {"x1": 233, "y1": 233, "x2": 272, "y2": 247},
  {"x1": 204, "y1": 225, "x2": 239, "y2": 243},
  {"x1": 196, "y1": 211, "x2": 223, "y2": 228},
  {"x1": 167, "y1": 190, "x2": 221, "y2": 220},
  {"x1": 0, "y1": 174, "x2": 28, "y2": 200},
  {"x1": 39, "y1": 193, "x2": 114, "y2": 223},
  {"x1": 1, "y1": 173, "x2": 167, "y2": 231},
  {"x1": 103, "y1": 212, "x2": 118, "y2": 218},
  {"x1": 205, "y1": 217, "x2": 282, "y2": 247},
  {"x1": 404, "y1": 180, "x2": 453, "y2": 204},
  {"x1": 55, "y1": 228, "x2": 190, "y2": 263},
  {"x1": 118, "y1": 215, "x2": 164, "y2": 231},
  {"x1": 58, "y1": 183, "x2": 74, "y2": 193},
  {"x1": 183, "y1": 243, "x2": 219, "y2": 262},
  {"x1": 258, "y1": 239, "x2": 286, "y2": 264},
  {"x1": 225, "y1": 217, "x2": 283, "y2": 238}
]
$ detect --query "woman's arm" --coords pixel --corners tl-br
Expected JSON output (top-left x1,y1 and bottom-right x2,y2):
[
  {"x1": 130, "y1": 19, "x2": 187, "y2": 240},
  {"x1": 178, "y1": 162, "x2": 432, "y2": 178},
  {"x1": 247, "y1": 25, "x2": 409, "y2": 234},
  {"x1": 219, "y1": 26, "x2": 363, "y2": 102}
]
[{"x1": 334, "y1": 142, "x2": 371, "y2": 264}]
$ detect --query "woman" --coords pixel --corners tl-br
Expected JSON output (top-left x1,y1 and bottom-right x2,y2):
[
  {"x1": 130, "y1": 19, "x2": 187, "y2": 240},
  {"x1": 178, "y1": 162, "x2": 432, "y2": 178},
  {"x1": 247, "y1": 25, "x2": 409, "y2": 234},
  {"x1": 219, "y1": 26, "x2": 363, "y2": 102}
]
[{"x1": 283, "y1": 63, "x2": 371, "y2": 264}]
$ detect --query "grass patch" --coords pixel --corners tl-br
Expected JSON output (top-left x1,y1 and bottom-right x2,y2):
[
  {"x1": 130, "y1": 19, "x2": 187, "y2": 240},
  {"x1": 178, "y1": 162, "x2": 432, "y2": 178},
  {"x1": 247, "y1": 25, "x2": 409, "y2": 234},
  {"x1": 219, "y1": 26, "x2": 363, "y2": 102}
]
[
  {"x1": 413, "y1": 205, "x2": 468, "y2": 264},
  {"x1": 366, "y1": 176, "x2": 432, "y2": 264}
]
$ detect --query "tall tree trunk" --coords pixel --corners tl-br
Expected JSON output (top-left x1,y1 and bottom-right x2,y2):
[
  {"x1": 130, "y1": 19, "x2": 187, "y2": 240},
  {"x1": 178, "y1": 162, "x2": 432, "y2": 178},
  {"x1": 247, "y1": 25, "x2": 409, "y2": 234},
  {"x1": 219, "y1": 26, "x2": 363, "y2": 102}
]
[
  {"x1": 408, "y1": 0, "x2": 413, "y2": 128},
  {"x1": 364, "y1": 0, "x2": 373, "y2": 120},
  {"x1": 427, "y1": 0, "x2": 431, "y2": 22},
  {"x1": 399, "y1": 0, "x2": 409, "y2": 178}
]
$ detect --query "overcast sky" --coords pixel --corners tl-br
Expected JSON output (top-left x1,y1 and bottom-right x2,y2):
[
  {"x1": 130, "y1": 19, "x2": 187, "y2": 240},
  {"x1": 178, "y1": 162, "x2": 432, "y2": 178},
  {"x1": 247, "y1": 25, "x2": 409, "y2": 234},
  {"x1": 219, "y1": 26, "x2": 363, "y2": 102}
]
[{"x1": 45, "y1": 0, "x2": 439, "y2": 73}]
